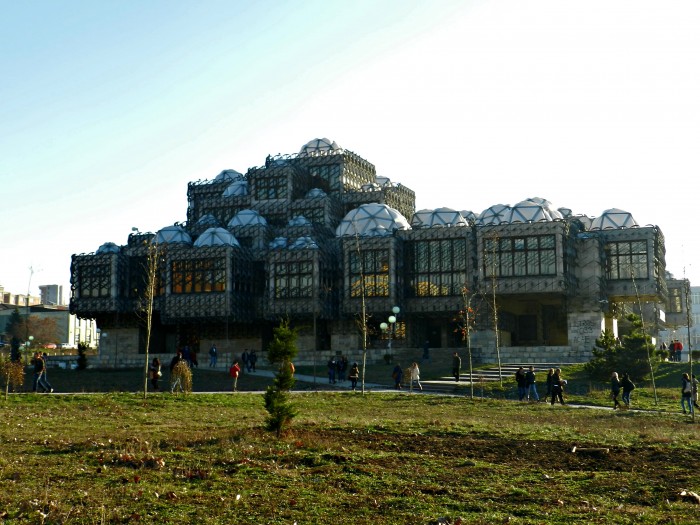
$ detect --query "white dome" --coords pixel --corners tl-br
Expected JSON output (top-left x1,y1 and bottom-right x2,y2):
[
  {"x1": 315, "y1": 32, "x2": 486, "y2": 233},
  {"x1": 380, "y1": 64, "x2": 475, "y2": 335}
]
[
  {"x1": 503, "y1": 199, "x2": 563, "y2": 223},
  {"x1": 411, "y1": 208, "x2": 467, "y2": 228},
  {"x1": 214, "y1": 169, "x2": 244, "y2": 183},
  {"x1": 477, "y1": 204, "x2": 510, "y2": 225},
  {"x1": 460, "y1": 210, "x2": 477, "y2": 222},
  {"x1": 156, "y1": 225, "x2": 192, "y2": 245},
  {"x1": 376, "y1": 176, "x2": 393, "y2": 188},
  {"x1": 336, "y1": 203, "x2": 411, "y2": 237},
  {"x1": 194, "y1": 227, "x2": 240, "y2": 247},
  {"x1": 306, "y1": 188, "x2": 327, "y2": 198},
  {"x1": 299, "y1": 138, "x2": 342, "y2": 156},
  {"x1": 269, "y1": 237, "x2": 288, "y2": 249},
  {"x1": 590, "y1": 209, "x2": 638, "y2": 230},
  {"x1": 196, "y1": 213, "x2": 220, "y2": 227},
  {"x1": 222, "y1": 180, "x2": 248, "y2": 197},
  {"x1": 288, "y1": 215, "x2": 311, "y2": 226},
  {"x1": 289, "y1": 236, "x2": 319, "y2": 250},
  {"x1": 96, "y1": 242, "x2": 120, "y2": 254},
  {"x1": 227, "y1": 209, "x2": 267, "y2": 228},
  {"x1": 558, "y1": 207, "x2": 573, "y2": 218}
]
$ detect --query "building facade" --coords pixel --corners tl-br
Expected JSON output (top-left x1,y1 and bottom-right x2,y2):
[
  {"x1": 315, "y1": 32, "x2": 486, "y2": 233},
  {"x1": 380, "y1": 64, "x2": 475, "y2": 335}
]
[
  {"x1": 40, "y1": 284, "x2": 65, "y2": 306},
  {"x1": 70, "y1": 138, "x2": 682, "y2": 367}
]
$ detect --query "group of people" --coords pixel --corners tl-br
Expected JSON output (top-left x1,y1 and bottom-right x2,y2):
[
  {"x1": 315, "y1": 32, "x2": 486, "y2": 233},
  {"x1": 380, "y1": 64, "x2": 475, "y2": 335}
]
[
  {"x1": 241, "y1": 349, "x2": 258, "y2": 373},
  {"x1": 391, "y1": 361, "x2": 423, "y2": 391},
  {"x1": 610, "y1": 372, "x2": 635, "y2": 409},
  {"x1": 513, "y1": 366, "x2": 567, "y2": 405},
  {"x1": 662, "y1": 340, "x2": 684, "y2": 362},
  {"x1": 327, "y1": 355, "x2": 349, "y2": 384}
]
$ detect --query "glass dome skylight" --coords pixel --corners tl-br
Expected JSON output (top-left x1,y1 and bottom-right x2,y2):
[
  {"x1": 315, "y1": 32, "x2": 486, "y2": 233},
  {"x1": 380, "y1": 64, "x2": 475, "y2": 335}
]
[
  {"x1": 336, "y1": 203, "x2": 411, "y2": 237},
  {"x1": 194, "y1": 227, "x2": 240, "y2": 247},
  {"x1": 590, "y1": 209, "x2": 638, "y2": 230},
  {"x1": 227, "y1": 209, "x2": 268, "y2": 228},
  {"x1": 155, "y1": 225, "x2": 192, "y2": 245}
]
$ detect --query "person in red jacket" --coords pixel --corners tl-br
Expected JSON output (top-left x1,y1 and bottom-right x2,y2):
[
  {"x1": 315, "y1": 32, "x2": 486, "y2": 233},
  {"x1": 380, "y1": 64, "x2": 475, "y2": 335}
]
[{"x1": 229, "y1": 361, "x2": 241, "y2": 392}]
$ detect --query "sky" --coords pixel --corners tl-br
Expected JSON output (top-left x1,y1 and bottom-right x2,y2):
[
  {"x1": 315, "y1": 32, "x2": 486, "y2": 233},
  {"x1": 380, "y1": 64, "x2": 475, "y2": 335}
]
[{"x1": 2, "y1": 0, "x2": 700, "y2": 299}]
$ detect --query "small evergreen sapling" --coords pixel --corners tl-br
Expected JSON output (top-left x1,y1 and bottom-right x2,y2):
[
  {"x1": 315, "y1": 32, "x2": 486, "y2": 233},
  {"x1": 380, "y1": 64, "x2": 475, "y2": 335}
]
[{"x1": 264, "y1": 320, "x2": 298, "y2": 437}]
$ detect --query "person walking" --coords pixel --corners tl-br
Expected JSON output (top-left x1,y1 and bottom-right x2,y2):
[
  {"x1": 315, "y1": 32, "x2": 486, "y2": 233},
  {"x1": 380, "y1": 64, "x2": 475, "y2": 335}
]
[
  {"x1": 452, "y1": 352, "x2": 462, "y2": 382},
  {"x1": 621, "y1": 372, "x2": 635, "y2": 408},
  {"x1": 526, "y1": 366, "x2": 539, "y2": 401},
  {"x1": 241, "y1": 349, "x2": 250, "y2": 373},
  {"x1": 169, "y1": 350, "x2": 185, "y2": 393},
  {"x1": 515, "y1": 366, "x2": 528, "y2": 401},
  {"x1": 249, "y1": 350, "x2": 257, "y2": 372},
  {"x1": 550, "y1": 368, "x2": 565, "y2": 405},
  {"x1": 544, "y1": 368, "x2": 554, "y2": 401},
  {"x1": 31, "y1": 352, "x2": 52, "y2": 393},
  {"x1": 681, "y1": 372, "x2": 694, "y2": 414},
  {"x1": 693, "y1": 374, "x2": 700, "y2": 409},
  {"x1": 149, "y1": 357, "x2": 162, "y2": 391},
  {"x1": 208, "y1": 344, "x2": 218, "y2": 367},
  {"x1": 349, "y1": 362, "x2": 360, "y2": 391},
  {"x1": 611, "y1": 371, "x2": 622, "y2": 409},
  {"x1": 408, "y1": 362, "x2": 423, "y2": 392},
  {"x1": 392, "y1": 363, "x2": 403, "y2": 389},
  {"x1": 229, "y1": 361, "x2": 241, "y2": 392}
]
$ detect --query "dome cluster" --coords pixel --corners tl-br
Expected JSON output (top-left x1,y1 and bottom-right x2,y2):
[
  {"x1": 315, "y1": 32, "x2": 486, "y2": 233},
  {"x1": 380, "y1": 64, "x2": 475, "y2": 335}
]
[{"x1": 92, "y1": 139, "x2": 641, "y2": 255}]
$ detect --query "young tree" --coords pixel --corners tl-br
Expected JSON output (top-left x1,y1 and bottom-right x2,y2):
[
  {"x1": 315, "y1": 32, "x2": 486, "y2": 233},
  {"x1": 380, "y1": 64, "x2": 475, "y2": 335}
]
[
  {"x1": 264, "y1": 320, "x2": 299, "y2": 438},
  {"x1": 1, "y1": 353, "x2": 24, "y2": 401},
  {"x1": 453, "y1": 287, "x2": 479, "y2": 398},
  {"x1": 135, "y1": 239, "x2": 162, "y2": 399},
  {"x1": 585, "y1": 314, "x2": 663, "y2": 383}
]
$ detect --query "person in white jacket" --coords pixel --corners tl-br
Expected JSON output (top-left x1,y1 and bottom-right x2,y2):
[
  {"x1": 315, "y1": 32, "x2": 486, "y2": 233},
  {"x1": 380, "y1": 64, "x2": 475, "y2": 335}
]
[{"x1": 409, "y1": 362, "x2": 423, "y2": 393}]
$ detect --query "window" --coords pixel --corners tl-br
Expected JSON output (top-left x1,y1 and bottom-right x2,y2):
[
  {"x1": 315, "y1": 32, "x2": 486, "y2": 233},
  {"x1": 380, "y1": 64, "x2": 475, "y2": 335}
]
[
  {"x1": 272, "y1": 261, "x2": 313, "y2": 298},
  {"x1": 253, "y1": 174, "x2": 287, "y2": 200},
  {"x1": 483, "y1": 235, "x2": 556, "y2": 277},
  {"x1": 78, "y1": 263, "x2": 111, "y2": 298},
  {"x1": 692, "y1": 291, "x2": 700, "y2": 305},
  {"x1": 405, "y1": 239, "x2": 467, "y2": 297},
  {"x1": 171, "y1": 258, "x2": 226, "y2": 294},
  {"x1": 309, "y1": 164, "x2": 339, "y2": 192},
  {"x1": 668, "y1": 287, "x2": 683, "y2": 313},
  {"x1": 605, "y1": 241, "x2": 648, "y2": 280},
  {"x1": 349, "y1": 249, "x2": 390, "y2": 297}
]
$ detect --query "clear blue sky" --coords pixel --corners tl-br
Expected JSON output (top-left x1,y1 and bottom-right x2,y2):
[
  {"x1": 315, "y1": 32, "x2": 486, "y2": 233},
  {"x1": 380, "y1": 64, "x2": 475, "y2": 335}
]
[{"x1": 2, "y1": 0, "x2": 700, "y2": 297}]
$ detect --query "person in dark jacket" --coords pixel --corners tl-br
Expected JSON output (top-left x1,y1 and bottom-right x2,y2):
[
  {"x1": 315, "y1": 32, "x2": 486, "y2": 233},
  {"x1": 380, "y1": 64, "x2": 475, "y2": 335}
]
[
  {"x1": 621, "y1": 372, "x2": 635, "y2": 408},
  {"x1": 681, "y1": 373, "x2": 694, "y2": 414},
  {"x1": 392, "y1": 363, "x2": 403, "y2": 389},
  {"x1": 544, "y1": 368, "x2": 554, "y2": 401},
  {"x1": 526, "y1": 366, "x2": 539, "y2": 401},
  {"x1": 515, "y1": 366, "x2": 528, "y2": 401},
  {"x1": 550, "y1": 368, "x2": 565, "y2": 405},
  {"x1": 452, "y1": 352, "x2": 461, "y2": 382}
]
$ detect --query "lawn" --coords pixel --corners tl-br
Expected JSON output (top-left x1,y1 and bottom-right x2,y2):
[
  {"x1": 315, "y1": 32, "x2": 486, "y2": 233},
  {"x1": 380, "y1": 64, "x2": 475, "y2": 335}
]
[{"x1": 2, "y1": 384, "x2": 700, "y2": 524}]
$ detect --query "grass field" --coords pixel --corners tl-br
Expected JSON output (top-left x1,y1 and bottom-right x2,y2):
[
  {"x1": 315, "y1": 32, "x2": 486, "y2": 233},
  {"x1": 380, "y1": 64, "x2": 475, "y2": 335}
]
[{"x1": 3, "y1": 360, "x2": 700, "y2": 523}]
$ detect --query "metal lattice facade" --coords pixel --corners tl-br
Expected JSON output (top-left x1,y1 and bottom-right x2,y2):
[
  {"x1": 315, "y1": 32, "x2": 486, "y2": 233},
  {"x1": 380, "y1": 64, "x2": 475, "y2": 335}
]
[{"x1": 70, "y1": 139, "x2": 680, "y2": 366}]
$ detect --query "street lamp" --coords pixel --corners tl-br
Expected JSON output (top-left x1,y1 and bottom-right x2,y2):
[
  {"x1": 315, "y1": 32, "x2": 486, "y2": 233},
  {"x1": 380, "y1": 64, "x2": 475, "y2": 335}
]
[{"x1": 380, "y1": 306, "x2": 400, "y2": 359}]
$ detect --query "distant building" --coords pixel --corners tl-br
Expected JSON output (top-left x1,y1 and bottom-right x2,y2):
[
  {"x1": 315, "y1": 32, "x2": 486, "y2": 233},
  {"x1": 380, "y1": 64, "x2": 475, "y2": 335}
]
[
  {"x1": 0, "y1": 284, "x2": 41, "y2": 308},
  {"x1": 40, "y1": 284, "x2": 64, "y2": 306},
  {"x1": 658, "y1": 281, "x2": 697, "y2": 361},
  {"x1": 69, "y1": 138, "x2": 687, "y2": 368},
  {"x1": 0, "y1": 304, "x2": 98, "y2": 350}
]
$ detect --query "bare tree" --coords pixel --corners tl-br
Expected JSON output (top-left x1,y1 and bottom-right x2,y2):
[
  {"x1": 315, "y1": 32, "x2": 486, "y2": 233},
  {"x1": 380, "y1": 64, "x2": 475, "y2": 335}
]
[
  {"x1": 454, "y1": 287, "x2": 480, "y2": 399},
  {"x1": 485, "y1": 232, "x2": 503, "y2": 385},
  {"x1": 137, "y1": 240, "x2": 162, "y2": 399}
]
